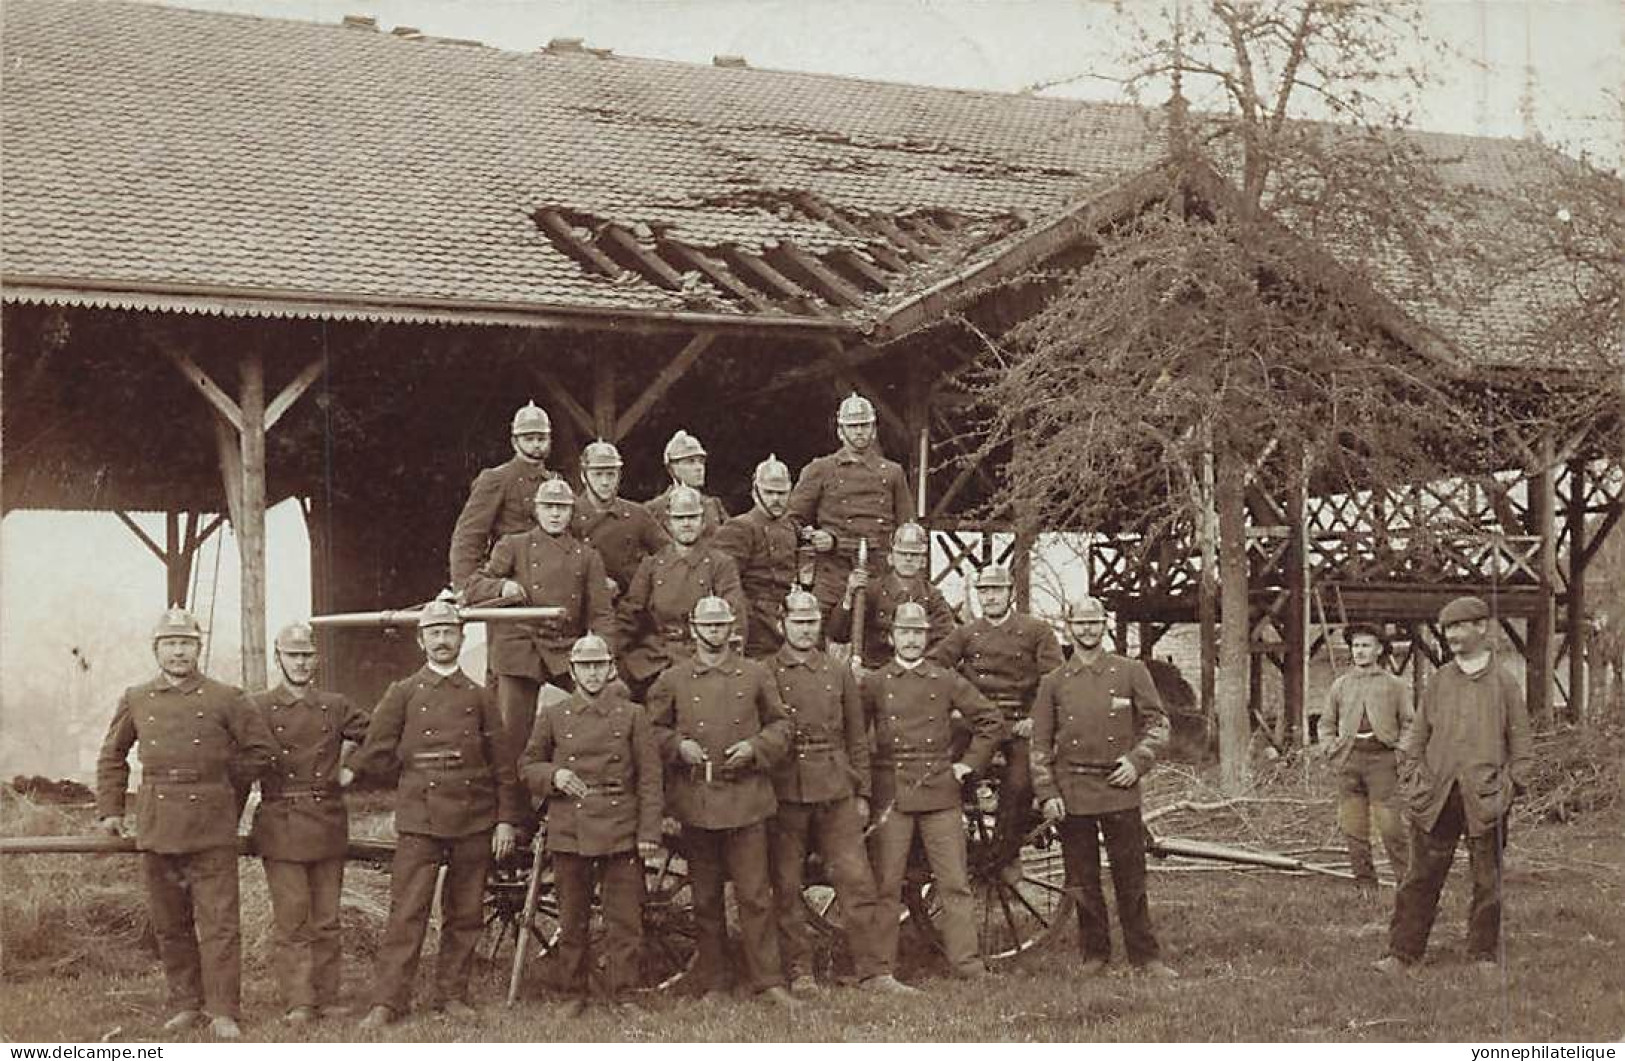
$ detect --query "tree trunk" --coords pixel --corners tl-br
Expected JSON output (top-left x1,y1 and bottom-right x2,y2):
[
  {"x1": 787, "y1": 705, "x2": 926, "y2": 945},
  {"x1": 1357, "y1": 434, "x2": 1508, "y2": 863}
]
[{"x1": 1216, "y1": 447, "x2": 1252, "y2": 794}]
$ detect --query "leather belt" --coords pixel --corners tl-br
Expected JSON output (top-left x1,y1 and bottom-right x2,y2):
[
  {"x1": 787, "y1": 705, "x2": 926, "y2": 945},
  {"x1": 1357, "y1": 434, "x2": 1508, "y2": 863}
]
[
  {"x1": 795, "y1": 737, "x2": 838, "y2": 753},
  {"x1": 1064, "y1": 761, "x2": 1119, "y2": 775},
  {"x1": 263, "y1": 786, "x2": 336, "y2": 801},
  {"x1": 410, "y1": 751, "x2": 466, "y2": 769},
  {"x1": 144, "y1": 767, "x2": 216, "y2": 784},
  {"x1": 888, "y1": 750, "x2": 946, "y2": 763},
  {"x1": 583, "y1": 781, "x2": 628, "y2": 796}
]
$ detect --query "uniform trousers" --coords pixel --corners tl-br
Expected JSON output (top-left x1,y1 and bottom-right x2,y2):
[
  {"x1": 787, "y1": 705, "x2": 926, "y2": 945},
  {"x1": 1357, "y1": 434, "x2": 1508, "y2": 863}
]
[
  {"x1": 552, "y1": 850, "x2": 644, "y2": 1000},
  {"x1": 1337, "y1": 740, "x2": 1410, "y2": 885},
  {"x1": 871, "y1": 806, "x2": 980, "y2": 976},
  {"x1": 371, "y1": 830, "x2": 492, "y2": 1013},
  {"x1": 1058, "y1": 808, "x2": 1161, "y2": 965},
  {"x1": 142, "y1": 846, "x2": 242, "y2": 1018},
  {"x1": 683, "y1": 822, "x2": 784, "y2": 993},
  {"x1": 495, "y1": 672, "x2": 573, "y2": 753},
  {"x1": 995, "y1": 736, "x2": 1035, "y2": 850},
  {"x1": 1388, "y1": 784, "x2": 1508, "y2": 962},
  {"x1": 262, "y1": 856, "x2": 345, "y2": 1008},
  {"x1": 768, "y1": 797, "x2": 883, "y2": 981}
]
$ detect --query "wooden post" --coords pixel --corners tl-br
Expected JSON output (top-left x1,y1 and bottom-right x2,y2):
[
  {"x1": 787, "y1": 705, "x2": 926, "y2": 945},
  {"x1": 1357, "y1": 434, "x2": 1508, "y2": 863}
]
[
  {"x1": 1198, "y1": 440, "x2": 1219, "y2": 715},
  {"x1": 1566, "y1": 458, "x2": 1588, "y2": 721},
  {"x1": 1527, "y1": 433, "x2": 1557, "y2": 727},
  {"x1": 1282, "y1": 465, "x2": 1308, "y2": 748},
  {"x1": 592, "y1": 350, "x2": 617, "y2": 441},
  {"x1": 238, "y1": 347, "x2": 268, "y2": 691}
]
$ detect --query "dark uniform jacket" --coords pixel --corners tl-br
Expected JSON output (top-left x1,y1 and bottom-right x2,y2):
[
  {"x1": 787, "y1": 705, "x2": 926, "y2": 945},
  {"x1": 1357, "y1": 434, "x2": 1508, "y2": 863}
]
[
  {"x1": 351, "y1": 666, "x2": 524, "y2": 838},
  {"x1": 573, "y1": 497, "x2": 667, "y2": 598},
  {"x1": 615, "y1": 544, "x2": 748, "y2": 683},
  {"x1": 448, "y1": 455, "x2": 556, "y2": 586},
  {"x1": 713, "y1": 506, "x2": 799, "y2": 657},
  {"x1": 1030, "y1": 651, "x2": 1168, "y2": 816},
  {"x1": 647, "y1": 650, "x2": 792, "y2": 830},
  {"x1": 644, "y1": 487, "x2": 729, "y2": 540},
  {"x1": 765, "y1": 647, "x2": 870, "y2": 804},
  {"x1": 787, "y1": 447, "x2": 914, "y2": 562},
  {"x1": 246, "y1": 683, "x2": 370, "y2": 862},
  {"x1": 97, "y1": 673, "x2": 276, "y2": 854},
  {"x1": 861, "y1": 660, "x2": 1003, "y2": 813},
  {"x1": 519, "y1": 690, "x2": 662, "y2": 856},
  {"x1": 464, "y1": 528, "x2": 614, "y2": 680},
  {"x1": 931, "y1": 613, "x2": 1064, "y2": 716},
  {"x1": 827, "y1": 570, "x2": 956, "y2": 669}
]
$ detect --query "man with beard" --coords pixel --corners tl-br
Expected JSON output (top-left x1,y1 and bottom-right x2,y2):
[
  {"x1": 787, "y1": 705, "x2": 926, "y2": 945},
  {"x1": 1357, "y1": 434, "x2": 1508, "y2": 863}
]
[
  {"x1": 463, "y1": 478, "x2": 614, "y2": 753},
  {"x1": 243, "y1": 622, "x2": 370, "y2": 1024},
  {"x1": 1032, "y1": 597, "x2": 1175, "y2": 980},
  {"x1": 615, "y1": 485, "x2": 747, "y2": 701},
  {"x1": 827, "y1": 522, "x2": 955, "y2": 671},
  {"x1": 864, "y1": 602, "x2": 1003, "y2": 984},
  {"x1": 931, "y1": 565, "x2": 1063, "y2": 854},
  {"x1": 715, "y1": 454, "x2": 799, "y2": 659},
  {"x1": 788, "y1": 393, "x2": 915, "y2": 629},
  {"x1": 354, "y1": 603, "x2": 522, "y2": 1028},
  {"x1": 572, "y1": 439, "x2": 665, "y2": 600},
  {"x1": 448, "y1": 401, "x2": 557, "y2": 586},
  {"x1": 96, "y1": 608, "x2": 276, "y2": 1039},
  {"x1": 1377, "y1": 596, "x2": 1532, "y2": 980},
  {"x1": 645, "y1": 430, "x2": 728, "y2": 539},
  {"x1": 647, "y1": 596, "x2": 799, "y2": 1006}
]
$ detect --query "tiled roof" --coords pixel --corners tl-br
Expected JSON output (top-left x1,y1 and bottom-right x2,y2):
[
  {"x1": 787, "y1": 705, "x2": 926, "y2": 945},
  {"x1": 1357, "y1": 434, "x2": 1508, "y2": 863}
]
[{"x1": 0, "y1": 0, "x2": 1594, "y2": 367}]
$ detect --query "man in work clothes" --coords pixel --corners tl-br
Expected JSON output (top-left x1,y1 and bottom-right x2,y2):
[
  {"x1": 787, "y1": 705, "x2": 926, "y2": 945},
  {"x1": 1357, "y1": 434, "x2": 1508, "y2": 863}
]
[
  {"x1": 827, "y1": 521, "x2": 955, "y2": 671},
  {"x1": 353, "y1": 602, "x2": 522, "y2": 1028},
  {"x1": 616, "y1": 484, "x2": 747, "y2": 701},
  {"x1": 1032, "y1": 596, "x2": 1176, "y2": 979},
  {"x1": 931, "y1": 565, "x2": 1064, "y2": 853},
  {"x1": 448, "y1": 401, "x2": 557, "y2": 587},
  {"x1": 519, "y1": 634, "x2": 662, "y2": 1016},
  {"x1": 463, "y1": 477, "x2": 614, "y2": 752},
  {"x1": 244, "y1": 622, "x2": 371, "y2": 1023},
  {"x1": 573, "y1": 439, "x2": 665, "y2": 600},
  {"x1": 766, "y1": 590, "x2": 909, "y2": 996},
  {"x1": 788, "y1": 392, "x2": 915, "y2": 628},
  {"x1": 1320, "y1": 623, "x2": 1413, "y2": 890},
  {"x1": 645, "y1": 429, "x2": 728, "y2": 539},
  {"x1": 96, "y1": 607, "x2": 276, "y2": 1039},
  {"x1": 647, "y1": 596, "x2": 800, "y2": 1006},
  {"x1": 714, "y1": 454, "x2": 799, "y2": 659},
  {"x1": 1377, "y1": 595, "x2": 1533, "y2": 978},
  {"x1": 864, "y1": 601, "x2": 1004, "y2": 982}
]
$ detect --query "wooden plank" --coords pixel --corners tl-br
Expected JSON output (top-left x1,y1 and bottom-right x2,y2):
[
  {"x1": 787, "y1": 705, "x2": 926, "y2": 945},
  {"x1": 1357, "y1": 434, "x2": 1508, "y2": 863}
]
[
  {"x1": 531, "y1": 367, "x2": 596, "y2": 437},
  {"x1": 160, "y1": 347, "x2": 244, "y2": 433},
  {"x1": 264, "y1": 356, "x2": 325, "y2": 432},
  {"x1": 614, "y1": 333, "x2": 714, "y2": 441}
]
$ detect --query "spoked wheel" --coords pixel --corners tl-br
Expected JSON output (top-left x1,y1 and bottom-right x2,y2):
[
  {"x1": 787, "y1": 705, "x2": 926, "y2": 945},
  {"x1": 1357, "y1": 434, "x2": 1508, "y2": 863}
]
[
  {"x1": 639, "y1": 847, "x2": 698, "y2": 992},
  {"x1": 903, "y1": 797, "x2": 1071, "y2": 965},
  {"x1": 475, "y1": 849, "x2": 562, "y2": 989}
]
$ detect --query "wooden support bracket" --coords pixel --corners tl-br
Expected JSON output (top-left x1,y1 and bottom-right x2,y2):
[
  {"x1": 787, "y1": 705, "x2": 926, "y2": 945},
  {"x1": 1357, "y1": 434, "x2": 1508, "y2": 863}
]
[
  {"x1": 532, "y1": 366, "x2": 597, "y2": 438},
  {"x1": 114, "y1": 511, "x2": 167, "y2": 564},
  {"x1": 614, "y1": 332, "x2": 715, "y2": 441},
  {"x1": 160, "y1": 347, "x2": 244, "y2": 433},
  {"x1": 264, "y1": 356, "x2": 325, "y2": 432}
]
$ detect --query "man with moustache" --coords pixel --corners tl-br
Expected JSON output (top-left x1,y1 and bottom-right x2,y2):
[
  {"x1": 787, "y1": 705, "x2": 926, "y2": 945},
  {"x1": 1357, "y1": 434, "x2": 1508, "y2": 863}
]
[
  {"x1": 96, "y1": 608, "x2": 276, "y2": 1039},
  {"x1": 1032, "y1": 597, "x2": 1176, "y2": 980},
  {"x1": 827, "y1": 521, "x2": 955, "y2": 672},
  {"x1": 1376, "y1": 596, "x2": 1533, "y2": 979},
  {"x1": 243, "y1": 622, "x2": 371, "y2": 1024},
  {"x1": 645, "y1": 430, "x2": 728, "y2": 539},
  {"x1": 715, "y1": 454, "x2": 800, "y2": 659},
  {"x1": 448, "y1": 401, "x2": 557, "y2": 586},
  {"x1": 354, "y1": 602, "x2": 522, "y2": 1028},
  {"x1": 572, "y1": 439, "x2": 666, "y2": 600}
]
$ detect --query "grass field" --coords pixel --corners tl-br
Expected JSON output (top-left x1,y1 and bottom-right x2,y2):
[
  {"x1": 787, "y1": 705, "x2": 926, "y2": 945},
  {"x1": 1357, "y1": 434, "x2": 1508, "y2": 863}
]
[{"x1": 3, "y1": 766, "x2": 1621, "y2": 1043}]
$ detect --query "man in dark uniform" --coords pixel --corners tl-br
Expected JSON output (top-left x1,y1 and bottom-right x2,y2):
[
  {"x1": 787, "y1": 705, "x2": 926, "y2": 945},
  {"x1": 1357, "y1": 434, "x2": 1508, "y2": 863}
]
[
  {"x1": 787, "y1": 393, "x2": 915, "y2": 629},
  {"x1": 1032, "y1": 596, "x2": 1176, "y2": 979},
  {"x1": 766, "y1": 590, "x2": 906, "y2": 996},
  {"x1": 353, "y1": 602, "x2": 522, "y2": 1028},
  {"x1": 828, "y1": 522, "x2": 955, "y2": 671},
  {"x1": 447, "y1": 401, "x2": 556, "y2": 587},
  {"x1": 931, "y1": 565, "x2": 1063, "y2": 853},
  {"x1": 863, "y1": 601, "x2": 1004, "y2": 983},
  {"x1": 1319, "y1": 623, "x2": 1413, "y2": 891},
  {"x1": 645, "y1": 429, "x2": 728, "y2": 538},
  {"x1": 463, "y1": 477, "x2": 614, "y2": 752},
  {"x1": 96, "y1": 607, "x2": 276, "y2": 1040},
  {"x1": 715, "y1": 454, "x2": 799, "y2": 659},
  {"x1": 615, "y1": 485, "x2": 747, "y2": 701},
  {"x1": 573, "y1": 439, "x2": 665, "y2": 600},
  {"x1": 1377, "y1": 595, "x2": 1532, "y2": 979},
  {"x1": 647, "y1": 596, "x2": 799, "y2": 1006},
  {"x1": 244, "y1": 622, "x2": 371, "y2": 1023},
  {"x1": 519, "y1": 633, "x2": 662, "y2": 1016}
]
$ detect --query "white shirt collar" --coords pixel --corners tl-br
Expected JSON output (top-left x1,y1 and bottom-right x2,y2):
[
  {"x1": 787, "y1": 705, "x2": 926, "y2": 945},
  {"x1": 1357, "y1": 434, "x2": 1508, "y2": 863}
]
[{"x1": 426, "y1": 661, "x2": 461, "y2": 678}]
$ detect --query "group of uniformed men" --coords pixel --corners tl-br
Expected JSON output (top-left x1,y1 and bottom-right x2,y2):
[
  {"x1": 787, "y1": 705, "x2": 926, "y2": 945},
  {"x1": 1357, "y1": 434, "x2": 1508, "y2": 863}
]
[{"x1": 93, "y1": 392, "x2": 1528, "y2": 1037}]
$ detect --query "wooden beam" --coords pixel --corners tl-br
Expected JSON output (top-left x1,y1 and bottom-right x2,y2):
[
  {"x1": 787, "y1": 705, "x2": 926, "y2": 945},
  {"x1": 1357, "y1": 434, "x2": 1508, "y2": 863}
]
[
  {"x1": 160, "y1": 347, "x2": 244, "y2": 433},
  {"x1": 1527, "y1": 432, "x2": 1557, "y2": 725},
  {"x1": 770, "y1": 244, "x2": 870, "y2": 309},
  {"x1": 532, "y1": 367, "x2": 596, "y2": 437},
  {"x1": 756, "y1": 341, "x2": 895, "y2": 397},
  {"x1": 535, "y1": 210, "x2": 624, "y2": 277},
  {"x1": 592, "y1": 353, "x2": 617, "y2": 440},
  {"x1": 828, "y1": 248, "x2": 894, "y2": 290},
  {"x1": 659, "y1": 242, "x2": 773, "y2": 311},
  {"x1": 614, "y1": 332, "x2": 714, "y2": 441},
  {"x1": 1566, "y1": 458, "x2": 1588, "y2": 720},
  {"x1": 1578, "y1": 498, "x2": 1624, "y2": 568},
  {"x1": 237, "y1": 347, "x2": 269, "y2": 691},
  {"x1": 600, "y1": 226, "x2": 685, "y2": 290},
  {"x1": 867, "y1": 215, "x2": 934, "y2": 259},
  {"x1": 1282, "y1": 465, "x2": 1308, "y2": 749},
  {"x1": 213, "y1": 418, "x2": 244, "y2": 532},
  {"x1": 264, "y1": 356, "x2": 325, "y2": 432},
  {"x1": 721, "y1": 247, "x2": 815, "y2": 303},
  {"x1": 114, "y1": 511, "x2": 166, "y2": 564}
]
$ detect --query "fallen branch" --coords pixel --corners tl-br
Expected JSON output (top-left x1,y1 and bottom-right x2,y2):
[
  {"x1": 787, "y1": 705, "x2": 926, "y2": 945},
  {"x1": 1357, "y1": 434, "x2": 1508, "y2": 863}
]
[{"x1": 1143, "y1": 795, "x2": 1328, "y2": 824}]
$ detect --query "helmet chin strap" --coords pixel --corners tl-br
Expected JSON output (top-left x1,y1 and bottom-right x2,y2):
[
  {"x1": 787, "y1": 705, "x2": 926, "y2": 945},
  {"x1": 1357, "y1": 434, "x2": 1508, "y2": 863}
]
[{"x1": 276, "y1": 653, "x2": 312, "y2": 687}]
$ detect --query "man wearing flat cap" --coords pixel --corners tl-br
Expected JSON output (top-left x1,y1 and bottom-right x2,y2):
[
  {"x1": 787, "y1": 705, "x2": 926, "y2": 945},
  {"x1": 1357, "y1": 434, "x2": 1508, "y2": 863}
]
[{"x1": 1376, "y1": 595, "x2": 1533, "y2": 978}]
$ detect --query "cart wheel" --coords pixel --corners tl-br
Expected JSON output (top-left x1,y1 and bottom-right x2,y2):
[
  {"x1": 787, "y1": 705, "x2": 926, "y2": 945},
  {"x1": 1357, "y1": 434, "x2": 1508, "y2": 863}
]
[
  {"x1": 475, "y1": 851, "x2": 561, "y2": 988},
  {"x1": 639, "y1": 847, "x2": 698, "y2": 991},
  {"x1": 902, "y1": 802, "x2": 1071, "y2": 964}
]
